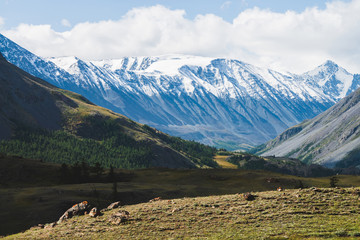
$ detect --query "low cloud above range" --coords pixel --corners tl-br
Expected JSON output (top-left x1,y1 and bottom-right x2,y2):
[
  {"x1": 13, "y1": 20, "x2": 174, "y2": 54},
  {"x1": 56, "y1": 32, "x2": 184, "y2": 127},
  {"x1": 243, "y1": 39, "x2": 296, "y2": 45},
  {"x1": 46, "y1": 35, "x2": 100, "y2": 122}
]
[{"x1": 2, "y1": 0, "x2": 360, "y2": 73}]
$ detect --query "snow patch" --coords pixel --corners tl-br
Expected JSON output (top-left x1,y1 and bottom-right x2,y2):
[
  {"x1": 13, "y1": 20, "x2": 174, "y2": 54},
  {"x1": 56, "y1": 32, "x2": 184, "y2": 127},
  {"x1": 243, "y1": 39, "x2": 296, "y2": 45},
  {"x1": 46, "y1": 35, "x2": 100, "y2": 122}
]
[{"x1": 145, "y1": 55, "x2": 213, "y2": 76}]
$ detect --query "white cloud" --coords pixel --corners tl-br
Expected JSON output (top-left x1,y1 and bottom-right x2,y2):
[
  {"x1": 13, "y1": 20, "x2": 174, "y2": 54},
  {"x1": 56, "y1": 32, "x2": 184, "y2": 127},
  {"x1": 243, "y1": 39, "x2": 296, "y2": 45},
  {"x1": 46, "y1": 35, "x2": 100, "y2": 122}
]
[
  {"x1": 61, "y1": 19, "x2": 71, "y2": 27},
  {"x1": 0, "y1": 17, "x2": 4, "y2": 27},
  {"x1": 2, "y1": 1, "x2": 360, "y2": 73},
  {"x1": 221, "y1": 1, "x2": 232, "y2": 10}
]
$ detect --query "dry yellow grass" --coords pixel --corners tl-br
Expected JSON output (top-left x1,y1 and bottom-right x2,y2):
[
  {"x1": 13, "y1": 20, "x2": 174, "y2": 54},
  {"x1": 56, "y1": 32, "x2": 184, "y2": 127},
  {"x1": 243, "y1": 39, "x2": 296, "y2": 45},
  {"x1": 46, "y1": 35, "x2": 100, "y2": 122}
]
[{"x1": 214, "y1": 155, "x2": 237, "y2": 169}]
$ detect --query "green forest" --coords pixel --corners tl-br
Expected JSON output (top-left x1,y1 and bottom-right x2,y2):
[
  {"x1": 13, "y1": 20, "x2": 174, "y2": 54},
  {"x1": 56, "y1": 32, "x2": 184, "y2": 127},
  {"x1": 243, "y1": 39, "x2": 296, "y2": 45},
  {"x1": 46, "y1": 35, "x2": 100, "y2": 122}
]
[
  {"x1": 0, "y1": 128, "x2": 152, "y2": 168},
  {"x1": 0, "y1": 118, "x2": 218, "y2": 169}
]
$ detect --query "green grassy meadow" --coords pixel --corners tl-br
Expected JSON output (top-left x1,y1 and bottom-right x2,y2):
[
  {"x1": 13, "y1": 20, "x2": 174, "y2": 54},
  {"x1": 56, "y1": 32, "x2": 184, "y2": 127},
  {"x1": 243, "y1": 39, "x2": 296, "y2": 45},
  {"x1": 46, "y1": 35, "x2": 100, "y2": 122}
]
[{"x1": 5, "y1": 187, "x2": 360, "y2": 239}]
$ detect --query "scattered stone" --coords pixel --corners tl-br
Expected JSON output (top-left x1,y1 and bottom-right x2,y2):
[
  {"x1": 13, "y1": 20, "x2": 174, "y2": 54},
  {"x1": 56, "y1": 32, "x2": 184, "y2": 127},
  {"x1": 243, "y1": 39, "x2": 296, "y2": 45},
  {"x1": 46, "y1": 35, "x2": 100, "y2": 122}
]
[
  {"x1": 171, "y1": 208, "x2": 179, "y2": 213},
  {"x1": 30, "y1": 224, "x2": 44, "y2": 230},
  {"x1": 277, "y1": 187, "x2": 283, "y2": 192},
  {"x1": 109, "y1": 210, "x2": 130, "y2": 225},
  {"x1": 58, "y1": 201, "x2": 91, "y2": 224},
  {"x1": 149, "y1": 197, "x2": 161, "y2": 202},
  {"x1": 44, "y1": 222, "x2": 57, "y2": 229},
  {"x1": 310, "y1": 187, "x2": 321, "y2": 192},
  {"x1": 89, "y1": 207, "x2": 101, "y2": 217},
  {"x1": 38, "y1": 224, "x2": 45, "y2": 229},
  {"x1": 107, "y1": 201, "x2": 121, "y2": 210},
  {"x1": 243, "y1": 192, "x2": 255, "y2": 201},
  {"x1": 266, "y1": 178, "x2": 279, "y2": 183}
]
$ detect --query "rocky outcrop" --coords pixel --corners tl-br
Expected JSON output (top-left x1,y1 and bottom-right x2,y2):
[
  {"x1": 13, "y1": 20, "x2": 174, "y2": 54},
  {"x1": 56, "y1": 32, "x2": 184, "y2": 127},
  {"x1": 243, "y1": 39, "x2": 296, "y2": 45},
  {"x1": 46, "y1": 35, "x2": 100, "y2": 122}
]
[{"x1": 57, "y1": 201, "x2": 91, "y2": 223}]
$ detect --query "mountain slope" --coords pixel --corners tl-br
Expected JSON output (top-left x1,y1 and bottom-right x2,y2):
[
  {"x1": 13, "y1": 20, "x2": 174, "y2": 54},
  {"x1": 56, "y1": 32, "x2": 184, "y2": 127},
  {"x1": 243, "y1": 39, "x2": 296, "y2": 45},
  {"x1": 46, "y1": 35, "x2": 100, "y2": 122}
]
[
  {"x1": 1, "y1": 34, "x2": 358, "y2": 150},
  {"x1": 0, "y1": 52, "x2": 62, "y2": 139},
  {"x1": 0, "y1": 51, "x2": 217, "y2": 169},
  {"x1": 258, "y1": 86, "x2": 360, "y2": 167}
]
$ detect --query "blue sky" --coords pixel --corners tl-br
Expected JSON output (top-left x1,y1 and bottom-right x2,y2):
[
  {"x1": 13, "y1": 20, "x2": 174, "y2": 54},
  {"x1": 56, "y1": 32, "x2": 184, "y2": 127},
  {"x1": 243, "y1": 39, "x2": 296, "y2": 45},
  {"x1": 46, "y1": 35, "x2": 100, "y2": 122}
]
[
  {"x1": 0, "y1": 0, "x2": 359, "y2": 73},
  {"x1": 0, "y1": 0, "x2": 348, "y2": 31}
]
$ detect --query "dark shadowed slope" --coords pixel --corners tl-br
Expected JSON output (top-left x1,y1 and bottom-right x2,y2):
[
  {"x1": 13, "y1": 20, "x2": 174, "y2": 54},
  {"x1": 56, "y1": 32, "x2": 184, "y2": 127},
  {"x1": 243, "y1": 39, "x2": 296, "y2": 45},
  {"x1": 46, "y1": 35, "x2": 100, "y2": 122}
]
[{"x1": 0, "y1": 53, "x2": 62, "y2": 139}]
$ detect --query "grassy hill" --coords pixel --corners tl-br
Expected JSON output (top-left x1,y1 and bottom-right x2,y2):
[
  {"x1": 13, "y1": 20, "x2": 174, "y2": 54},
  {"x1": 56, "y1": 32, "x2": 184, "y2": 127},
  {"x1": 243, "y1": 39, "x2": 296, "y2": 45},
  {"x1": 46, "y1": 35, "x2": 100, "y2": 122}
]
[{"x1": 4, "y1": 187, "x2": 360, "y2": 239}]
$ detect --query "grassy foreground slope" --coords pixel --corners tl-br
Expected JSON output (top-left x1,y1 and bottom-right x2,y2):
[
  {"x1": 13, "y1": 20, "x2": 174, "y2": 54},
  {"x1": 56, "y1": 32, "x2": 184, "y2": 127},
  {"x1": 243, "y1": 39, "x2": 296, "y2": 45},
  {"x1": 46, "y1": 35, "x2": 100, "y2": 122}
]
[
  {"x1": 3, "y1": 154, "x2": 360, "y2": 237},
  {"x1": 5, "y1": 187, "x2": 360, "y2": 239}
]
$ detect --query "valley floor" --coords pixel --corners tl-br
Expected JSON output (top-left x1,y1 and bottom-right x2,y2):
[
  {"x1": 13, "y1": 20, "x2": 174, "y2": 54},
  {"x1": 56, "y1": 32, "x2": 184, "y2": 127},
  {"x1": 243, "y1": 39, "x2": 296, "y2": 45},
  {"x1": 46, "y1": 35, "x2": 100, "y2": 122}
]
[{"x1": 5, "y1": 187, "x2": 360, "y2": 239}]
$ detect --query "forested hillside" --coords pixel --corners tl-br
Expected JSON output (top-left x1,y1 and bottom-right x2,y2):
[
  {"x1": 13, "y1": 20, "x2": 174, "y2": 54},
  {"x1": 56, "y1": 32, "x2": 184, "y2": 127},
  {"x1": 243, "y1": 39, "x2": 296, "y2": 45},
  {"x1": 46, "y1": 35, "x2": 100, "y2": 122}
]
[{"x1": 0, "y1": 52, "x2": 217, "y2": 169}]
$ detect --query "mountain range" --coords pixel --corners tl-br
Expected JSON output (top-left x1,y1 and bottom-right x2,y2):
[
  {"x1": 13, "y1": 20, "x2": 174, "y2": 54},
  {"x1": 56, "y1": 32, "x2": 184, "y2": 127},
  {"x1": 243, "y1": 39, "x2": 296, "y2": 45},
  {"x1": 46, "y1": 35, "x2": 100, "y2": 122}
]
[
  {"x1": 0, "y1": 33, "x2": 359, "y2": 150},
  {"x1": 0, "y1": 50, "x2": 217, "y2": 169}
]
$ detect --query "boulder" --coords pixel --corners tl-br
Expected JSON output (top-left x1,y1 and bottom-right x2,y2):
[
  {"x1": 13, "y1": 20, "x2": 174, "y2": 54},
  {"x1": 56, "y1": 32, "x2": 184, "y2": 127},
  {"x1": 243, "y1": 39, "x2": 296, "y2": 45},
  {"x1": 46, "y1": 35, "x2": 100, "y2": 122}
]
[
  {"x1": 107, "y1": 201, "x2": 121, "y2": 210},
  {"x1": 109, "y1": 210, "x2": 130, "y2": 225},
  {"x1": 149, "y1": 197, "x2": 161, "y2": 202},
  {"x1": 58, "y1": 201, "x2": 91, "y2": 224},
  {"x1": 89, "y1": 207, "x2": 101, "y2": 218},
  {"x1": 44, "y1": 222, "x2": 57, "y2": 229},
  {"x1": 243, "y1": 192, "x2": 255, "y2": 201}
]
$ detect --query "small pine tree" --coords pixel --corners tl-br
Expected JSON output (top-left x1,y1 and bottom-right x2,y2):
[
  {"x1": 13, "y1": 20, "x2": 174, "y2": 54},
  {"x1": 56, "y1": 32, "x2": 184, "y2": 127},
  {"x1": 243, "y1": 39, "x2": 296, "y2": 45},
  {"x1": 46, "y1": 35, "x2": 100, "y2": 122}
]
[
  {"x1": 296, "y1": 180, "x2": 304, "y2": 189},
  {"x1": 112, "y1": 180, "x2": 118, "y2": 201},
  {"x1": 71, "y1": 162, "x2": 82, "y2": 183},
  {"x1": 81, "y1": 160, "x2": 90, "y2": 182},
  {"x1": 108, "y1": 165, "x2": 115, "y2": 182},
  {"x1": 59, "y1": 163, "x2": 70, "y2": 183},
  {"x1": 92, "y1": 162, "x2": 103, "y2": 180},
  {"x1": 330, "y1": 176, "x2": 339, "y2": 188}
]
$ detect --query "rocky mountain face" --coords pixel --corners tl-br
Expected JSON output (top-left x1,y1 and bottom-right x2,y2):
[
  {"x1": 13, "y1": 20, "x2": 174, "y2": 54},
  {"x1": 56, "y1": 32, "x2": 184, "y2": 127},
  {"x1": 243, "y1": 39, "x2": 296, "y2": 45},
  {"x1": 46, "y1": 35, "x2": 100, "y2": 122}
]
[
  {"x1": 258, "y1": 87, "x2": 360, "y2": 167},
  {"x1": 0, "y1": 51, "x2": 218, "y2": 169},
  {"x1": 1, "y1": 34, "x2": 358, "y2": 150}
]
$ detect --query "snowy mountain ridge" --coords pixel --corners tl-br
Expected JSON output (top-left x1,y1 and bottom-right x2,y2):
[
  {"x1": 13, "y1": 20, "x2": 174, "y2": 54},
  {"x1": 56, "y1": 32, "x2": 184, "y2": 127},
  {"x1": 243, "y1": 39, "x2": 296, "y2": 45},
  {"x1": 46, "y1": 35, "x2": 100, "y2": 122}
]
[{"x1": 0, "y1": 33, "x2": 358, "y2": 150}]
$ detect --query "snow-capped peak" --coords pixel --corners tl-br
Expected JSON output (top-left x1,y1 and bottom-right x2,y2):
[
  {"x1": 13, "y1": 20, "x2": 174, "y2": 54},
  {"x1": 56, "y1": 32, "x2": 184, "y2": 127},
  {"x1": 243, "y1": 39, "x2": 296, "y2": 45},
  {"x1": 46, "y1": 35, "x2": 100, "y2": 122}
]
[
  {"x1": 92, "y1": 54, "x2": 214, "y2": 76},
  {"x1": 47, "y1": 56, "x2": 81, "y2": 73},
  {"x1": 301, "y1": 60, "x2": 354, "y2": 99}
]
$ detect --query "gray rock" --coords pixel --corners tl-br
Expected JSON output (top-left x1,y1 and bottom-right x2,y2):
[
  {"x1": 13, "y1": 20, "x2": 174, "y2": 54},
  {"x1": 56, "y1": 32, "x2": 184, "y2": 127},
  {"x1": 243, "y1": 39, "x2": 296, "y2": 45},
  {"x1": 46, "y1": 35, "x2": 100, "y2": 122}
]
[
  {"x1": 109, "y1": 210, "x2": 130, "y2": 225},
  {"x1": 58, "y1": 201, "x2": 91, "y2": 224},
  {"x1": 89, "y1": 207, "x2": 101, "y2": 217},
  {"x1": 107, "y1": 201, "x2": 121, "y2": 210}
]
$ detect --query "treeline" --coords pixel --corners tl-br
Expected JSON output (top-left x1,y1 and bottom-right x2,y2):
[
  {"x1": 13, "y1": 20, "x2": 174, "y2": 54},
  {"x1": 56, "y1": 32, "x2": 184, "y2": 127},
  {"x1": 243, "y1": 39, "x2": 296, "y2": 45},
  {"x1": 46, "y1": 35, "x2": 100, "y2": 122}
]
[
  {"x1": 228, "y1": 154, "x2": 336, "y2": 177},
  {"x1": 0, "y1": 115, "x2": 219, "y2": 169},
  {"x1": 142, "y1": 125, "x2": 218, "y2": 168},
  {"x1": 58, "y1": 162, "x2": 132, "y2": 184},
  {"x1": 0, "y1": 126, "x2": 153, "y2": 169}
]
